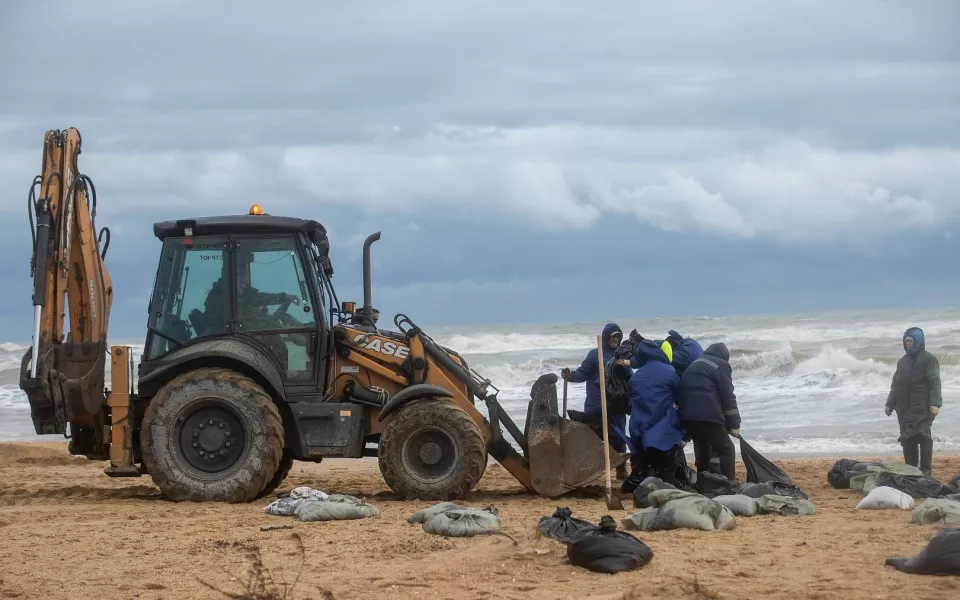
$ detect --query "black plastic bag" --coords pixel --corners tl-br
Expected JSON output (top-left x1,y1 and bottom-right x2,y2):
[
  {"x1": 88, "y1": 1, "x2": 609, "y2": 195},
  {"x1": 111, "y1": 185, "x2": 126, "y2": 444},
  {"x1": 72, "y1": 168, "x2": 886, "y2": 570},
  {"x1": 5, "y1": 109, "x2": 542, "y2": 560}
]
[
  {"x1": 695, "y1": 471, "x2": 739, "y2": 498},
  {"x1": 886, "y1": 527, "x2": 960, "y2": 575},
  {"x1": 942, "y1": 473, "x2": 960, "y2": 497},
  {"x1": 739, "y1": 437, "x2": 793, "y2": 486},
  {"x1": 875, "y1": 473, "x2": 945, "y2": 499},
  {"x1": 769, "y1": 481, "x2": 809, "y2": 500},
  {"x1": 827, "y1": 459, "x2": 884, "y2": 490},
  {"x1": 566, "y1": 516, "x2": 654, "y2": 574},
  {"x1": 536, "y1": 507, "x2": 598, "y2": 544},
  {"x1": 604, "y1": 330, "x2": 644, "y2": 416}
]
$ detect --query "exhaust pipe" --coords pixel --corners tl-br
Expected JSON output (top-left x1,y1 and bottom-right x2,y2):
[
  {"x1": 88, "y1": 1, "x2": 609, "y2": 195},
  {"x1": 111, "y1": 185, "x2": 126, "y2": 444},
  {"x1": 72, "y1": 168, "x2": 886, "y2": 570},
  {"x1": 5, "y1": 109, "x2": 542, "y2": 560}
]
[{"x1": 360, "y1": 231, "x2": 381, "y2": 323}]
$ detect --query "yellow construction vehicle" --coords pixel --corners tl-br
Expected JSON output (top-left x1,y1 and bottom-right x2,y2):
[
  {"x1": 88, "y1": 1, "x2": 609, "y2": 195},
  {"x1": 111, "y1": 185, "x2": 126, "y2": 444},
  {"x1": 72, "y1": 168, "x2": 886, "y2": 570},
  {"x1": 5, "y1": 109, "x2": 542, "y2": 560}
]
[{"x1": 19, "y1": 128, "x2": 625, "y2": 502}]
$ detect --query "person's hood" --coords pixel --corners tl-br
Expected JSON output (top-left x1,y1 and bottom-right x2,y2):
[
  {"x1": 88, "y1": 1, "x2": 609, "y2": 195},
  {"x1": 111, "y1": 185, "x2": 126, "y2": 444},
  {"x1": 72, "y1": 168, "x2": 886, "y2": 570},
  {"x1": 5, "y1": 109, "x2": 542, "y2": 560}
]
[
  {"x1": 704, "y1": 342, "x2": 730, "y2": 362},
  {"x1": 633, "y1": 338, "x2": 671, "y2": 367},
  {"x1": 666, "y1": 329, "x2": 684, "y2": 349},
  {"x1": 602, "y1": 322, "x2": 623, "y2": 346},
  {"x1": 903, "y1": 327, "x2": 925, "y2": 354}
]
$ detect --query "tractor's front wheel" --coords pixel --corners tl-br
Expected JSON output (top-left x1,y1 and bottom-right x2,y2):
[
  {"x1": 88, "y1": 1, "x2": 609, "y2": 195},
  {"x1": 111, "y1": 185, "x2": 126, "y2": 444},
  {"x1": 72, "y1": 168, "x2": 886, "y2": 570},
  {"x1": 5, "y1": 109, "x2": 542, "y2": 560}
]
[
  {"x1": 378, "y1": 400, "x2": 487, "y2": 500},
  {"x1": 140, "y1": 368, "x2": 283, "y2": 503}
]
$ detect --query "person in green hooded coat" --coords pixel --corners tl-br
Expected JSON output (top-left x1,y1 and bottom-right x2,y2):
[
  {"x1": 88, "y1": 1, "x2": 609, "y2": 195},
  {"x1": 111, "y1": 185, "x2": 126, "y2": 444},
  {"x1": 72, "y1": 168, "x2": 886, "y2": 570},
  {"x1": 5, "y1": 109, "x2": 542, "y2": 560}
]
[{"x1": 884, "y1": 327, "x2": 942, "y2": 475}]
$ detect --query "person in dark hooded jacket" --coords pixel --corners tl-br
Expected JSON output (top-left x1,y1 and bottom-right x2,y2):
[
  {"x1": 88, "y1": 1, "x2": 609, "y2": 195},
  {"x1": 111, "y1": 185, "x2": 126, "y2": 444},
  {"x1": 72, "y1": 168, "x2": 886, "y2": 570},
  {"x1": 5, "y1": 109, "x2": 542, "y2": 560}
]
[
  {"x1": 885, "y1": 327, "x2": 942, "y2": 476},
  {"x1": 677, "y1": 342, "x2": 740, "y2": 481},
  {"x1": 627, "y1": 339, "x2": 685, "y2": 485},
  {"x1": 562, "y1": 323, "x2": 629, "y2": 479}
]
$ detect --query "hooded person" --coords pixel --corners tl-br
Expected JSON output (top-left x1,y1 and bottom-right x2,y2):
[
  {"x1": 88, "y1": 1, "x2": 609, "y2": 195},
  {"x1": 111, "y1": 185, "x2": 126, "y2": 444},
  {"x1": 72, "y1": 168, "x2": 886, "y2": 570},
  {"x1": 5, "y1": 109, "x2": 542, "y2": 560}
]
[
  {"x1": 677, "y1": 342, "x2": 740, "y2": 481},
  {"x1": 562, "y1": 323, "x2": 630, "y2": 479},
  {"x1": 664, "y1": 330, "x2": 704, "y2": 378},
  {"x1": 885, "y1": 327, "x2": 942, "y2": 476},
  {"x1": 626, "y1": 339, "x2": 686, "y2": 486}
]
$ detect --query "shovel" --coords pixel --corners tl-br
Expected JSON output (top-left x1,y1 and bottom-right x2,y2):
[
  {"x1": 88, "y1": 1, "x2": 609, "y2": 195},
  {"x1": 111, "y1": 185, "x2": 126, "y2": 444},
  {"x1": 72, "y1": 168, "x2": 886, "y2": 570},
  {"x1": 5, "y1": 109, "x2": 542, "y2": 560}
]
[{"x1": 597, "y1": 335, "x2": 624, "y2": 510}]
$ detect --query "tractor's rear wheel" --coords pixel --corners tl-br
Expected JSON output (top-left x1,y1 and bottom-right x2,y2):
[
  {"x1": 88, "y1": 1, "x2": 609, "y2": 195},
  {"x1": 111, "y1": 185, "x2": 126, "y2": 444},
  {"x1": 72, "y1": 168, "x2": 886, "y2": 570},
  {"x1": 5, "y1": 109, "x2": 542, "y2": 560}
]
[
  {"x1": 140, "y1": 368, "x2": 283, "y2": 503},
  {"x1": 378, "y1": 400, "x2": 487, "y2": 500}
]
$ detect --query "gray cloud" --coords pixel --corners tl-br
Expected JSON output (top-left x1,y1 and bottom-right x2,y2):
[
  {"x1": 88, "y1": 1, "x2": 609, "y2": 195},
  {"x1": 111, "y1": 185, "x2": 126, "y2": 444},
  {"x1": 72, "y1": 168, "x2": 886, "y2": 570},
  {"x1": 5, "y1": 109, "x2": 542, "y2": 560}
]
[{"x1": 0, "y1": 0, "x2": 958, "y2": 333}]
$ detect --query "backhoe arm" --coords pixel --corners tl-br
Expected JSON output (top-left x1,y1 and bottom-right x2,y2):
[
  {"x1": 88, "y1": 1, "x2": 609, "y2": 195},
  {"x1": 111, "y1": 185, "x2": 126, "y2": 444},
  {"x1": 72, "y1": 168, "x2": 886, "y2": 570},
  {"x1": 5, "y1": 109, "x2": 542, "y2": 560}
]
[{"x1": 20, "y1": 128, "x2": 114, "y2": 450}]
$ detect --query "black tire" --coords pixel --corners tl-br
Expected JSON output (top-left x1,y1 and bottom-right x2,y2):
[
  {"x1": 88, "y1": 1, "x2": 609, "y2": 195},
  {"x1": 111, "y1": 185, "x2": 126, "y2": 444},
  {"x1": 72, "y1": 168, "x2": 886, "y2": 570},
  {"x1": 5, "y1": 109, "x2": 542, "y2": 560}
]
[
  {"x1": 378, "y1": 400, "x2": 487, "y2": 500},
  {"x1": 255, "y1": 448, "x2": 297, "y2": 500},
  {"x1": 140, "y1": 368, "x2": 283, "y2": 503}
]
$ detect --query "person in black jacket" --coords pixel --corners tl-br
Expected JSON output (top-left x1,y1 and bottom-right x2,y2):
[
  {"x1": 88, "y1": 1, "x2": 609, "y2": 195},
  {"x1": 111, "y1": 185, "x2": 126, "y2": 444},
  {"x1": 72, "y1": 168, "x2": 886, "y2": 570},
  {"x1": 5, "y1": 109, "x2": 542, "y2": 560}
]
[{"x1": 677, "y1": 342, "x2": 741, "y2": 481}]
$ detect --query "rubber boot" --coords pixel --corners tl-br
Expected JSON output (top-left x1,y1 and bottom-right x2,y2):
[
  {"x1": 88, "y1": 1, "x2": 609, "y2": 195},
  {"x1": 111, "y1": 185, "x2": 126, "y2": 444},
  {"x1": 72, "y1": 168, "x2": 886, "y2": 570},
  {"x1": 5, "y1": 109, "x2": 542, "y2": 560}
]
[{"x1": 615, "y1": 463, "x2": 628, "y2": 481}]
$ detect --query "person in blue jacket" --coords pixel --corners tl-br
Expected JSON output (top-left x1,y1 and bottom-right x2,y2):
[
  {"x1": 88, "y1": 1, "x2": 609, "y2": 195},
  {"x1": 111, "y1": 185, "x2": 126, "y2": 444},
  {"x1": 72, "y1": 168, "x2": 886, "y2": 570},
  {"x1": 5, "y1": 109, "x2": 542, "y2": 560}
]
[
  {"x1": 665, "y1": 329, "x2": 704, "y2": 378},
  {"x1": 626, "y1": 338, "x2": 686, "y2": 486},
  {"x1": 561, "y1": 322, "x2": 629, "y2": 479}
]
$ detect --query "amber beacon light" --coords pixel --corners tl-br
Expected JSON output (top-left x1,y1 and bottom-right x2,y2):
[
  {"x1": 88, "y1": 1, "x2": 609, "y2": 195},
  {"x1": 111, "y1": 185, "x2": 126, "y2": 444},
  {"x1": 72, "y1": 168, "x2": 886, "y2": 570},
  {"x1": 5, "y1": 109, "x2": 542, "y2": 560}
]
[{"x1": 248, "y1": 204, "x2": 263, "y2": 215}]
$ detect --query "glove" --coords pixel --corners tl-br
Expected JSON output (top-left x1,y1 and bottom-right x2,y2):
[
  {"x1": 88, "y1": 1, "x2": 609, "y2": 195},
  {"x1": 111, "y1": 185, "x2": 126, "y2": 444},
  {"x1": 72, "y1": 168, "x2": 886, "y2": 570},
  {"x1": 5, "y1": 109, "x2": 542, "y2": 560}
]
[
  {"x1": 885, "y1": 406, "x2": 893, "y2": 416},
  {"x1": 728, "y1": 429, "x2": 740, "y2": 438},
  {"x1": 930, "y1": 406, "x2": 939, "y2": 417},
  {"x1": 284, "y1": 293, "x2": 301, "y2": 305},
  {"x1": 560, "y1": 368, "x2": 571, "y2": 380}
]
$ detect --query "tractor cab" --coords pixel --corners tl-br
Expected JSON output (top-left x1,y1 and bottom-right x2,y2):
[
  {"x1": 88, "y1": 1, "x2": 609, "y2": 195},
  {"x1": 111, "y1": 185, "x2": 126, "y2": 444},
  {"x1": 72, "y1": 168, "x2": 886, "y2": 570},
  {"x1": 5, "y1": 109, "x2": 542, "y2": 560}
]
[{"x1": 140, "y1": 206, "x2": 340, "y2": 395}]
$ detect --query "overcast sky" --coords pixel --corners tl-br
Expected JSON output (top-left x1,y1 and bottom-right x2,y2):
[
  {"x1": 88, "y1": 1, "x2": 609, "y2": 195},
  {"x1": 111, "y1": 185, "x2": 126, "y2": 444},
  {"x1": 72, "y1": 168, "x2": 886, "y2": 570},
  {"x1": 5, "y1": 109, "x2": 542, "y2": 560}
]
[{"x1": 1, "y1": 1, "x2": 959, "y2": 340}]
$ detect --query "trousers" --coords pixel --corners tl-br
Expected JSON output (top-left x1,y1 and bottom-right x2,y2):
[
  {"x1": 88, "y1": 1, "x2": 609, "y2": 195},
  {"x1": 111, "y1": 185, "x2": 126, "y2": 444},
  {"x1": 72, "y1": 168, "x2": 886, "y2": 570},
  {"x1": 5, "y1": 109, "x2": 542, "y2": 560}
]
[
  {"x1": 683, "y1": 420, "x2": 736, "y2": 481},
  {"x1": 902, "y1": 434, "x2": 933, "y2": 473}
]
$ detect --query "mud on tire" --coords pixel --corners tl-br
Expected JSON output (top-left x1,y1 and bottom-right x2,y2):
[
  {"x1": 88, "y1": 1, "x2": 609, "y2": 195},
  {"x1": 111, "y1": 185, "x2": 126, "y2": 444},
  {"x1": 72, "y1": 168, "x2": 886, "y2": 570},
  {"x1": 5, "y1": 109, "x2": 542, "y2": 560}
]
[
  {"x1": 378, "y1": 400, "x2": 487, "y2": 501},
  {"x1": 140, "y1": 368, "x2": 283, "y2": 503}
]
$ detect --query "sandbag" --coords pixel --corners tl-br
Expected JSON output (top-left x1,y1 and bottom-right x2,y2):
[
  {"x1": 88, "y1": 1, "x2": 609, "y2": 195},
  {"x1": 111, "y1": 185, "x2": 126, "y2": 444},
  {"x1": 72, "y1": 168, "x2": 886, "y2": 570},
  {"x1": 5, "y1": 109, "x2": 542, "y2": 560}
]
[
  {"x1": 422, "y1": 507, "x2": 500, "y2": 537},
  {"x1": 739, "y1": 437, "x2": 792, "y2": 486},
  {"x1": 874, "y1": 473, "x2": 944, "y2": 499},
  {"x1": 536, "y1": 507, "x2": 597, "y2": 544},
  {"x1": 911, "y1": 499, "x2": 960, "y2": 526},
  {"x1": 294, "y1": 494, "x2": 380, "y2": 522},
  {"x1": 632, "y1": 477, "x2": 678, "y2": 509},
  {"x1": 758, "y1": 494, "x2": 816, "y2": 516},
  {"x1": 566, "y1": 529, "x2": 654, "y2": 574},
  {"x1": 621, "y1": 490, "x2": 736, "y2": 532},
  {"x1": 736, "y1": 482, "x2": 776, "y2": 498},
  {"x1": 886, "y1": 527, "x2": 960, "y2": 575},
  {"x1": 407, "y1": 502, "x2": 466, "y2": 524},
  {"x1": 695, "y1": 472, "x2": 739, "y2": 498},
  {"x1": 713, "y1": 494, "x2": 760, "y2": 517},
  {"x1": 263, "y1": 486, "x2": 330, "y2": 516},
  {"x1": 856, "y1": 486, "x2": 915, "y2": 510}
]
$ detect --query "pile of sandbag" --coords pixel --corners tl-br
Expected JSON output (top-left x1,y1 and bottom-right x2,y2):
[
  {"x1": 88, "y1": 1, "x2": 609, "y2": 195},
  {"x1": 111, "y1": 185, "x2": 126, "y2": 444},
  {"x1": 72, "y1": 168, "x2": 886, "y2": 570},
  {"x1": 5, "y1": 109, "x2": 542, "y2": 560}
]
[
  {"x1": 408, "y1": 502, "x2": 502, "y2": 538},
  {"x1": 829, "y1": 459, "x2": 959, "y2": 500},
  {"x1": 911, "y1": 498, "x2": 960, "y2": 526},
  {"x1": 622, "y1": 489, "x2": 738, "y2": 532},
  {"x1": 886, "y1": 527, "x2": 960, "y2": 575},
  {"x1": 263, "y1": 487, "x2": 381, "y2": 522}
]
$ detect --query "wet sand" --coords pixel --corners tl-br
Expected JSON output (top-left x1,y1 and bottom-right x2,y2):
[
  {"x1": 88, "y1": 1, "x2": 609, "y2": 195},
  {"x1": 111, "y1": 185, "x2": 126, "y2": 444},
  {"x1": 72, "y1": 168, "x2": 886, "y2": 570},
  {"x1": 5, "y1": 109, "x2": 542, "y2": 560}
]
[{"x1": 0, "y1": 442, "x2": 957, "y2": 600}]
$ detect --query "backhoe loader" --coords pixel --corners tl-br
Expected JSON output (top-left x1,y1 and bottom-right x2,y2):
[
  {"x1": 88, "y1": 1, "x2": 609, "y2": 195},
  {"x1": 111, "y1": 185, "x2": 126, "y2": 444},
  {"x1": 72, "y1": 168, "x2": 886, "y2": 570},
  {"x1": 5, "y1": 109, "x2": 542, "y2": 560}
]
[{"x1": 18, "y1": 128, "x2": 626, "y2": 503}]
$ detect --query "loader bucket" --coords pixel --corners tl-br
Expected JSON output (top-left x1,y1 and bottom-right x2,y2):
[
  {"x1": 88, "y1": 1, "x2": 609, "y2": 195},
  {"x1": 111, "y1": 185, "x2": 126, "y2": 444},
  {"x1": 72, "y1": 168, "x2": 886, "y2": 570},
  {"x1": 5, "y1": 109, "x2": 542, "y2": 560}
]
[{"x1": 525, "y1": 373, "x2": 627, "y2": 497}]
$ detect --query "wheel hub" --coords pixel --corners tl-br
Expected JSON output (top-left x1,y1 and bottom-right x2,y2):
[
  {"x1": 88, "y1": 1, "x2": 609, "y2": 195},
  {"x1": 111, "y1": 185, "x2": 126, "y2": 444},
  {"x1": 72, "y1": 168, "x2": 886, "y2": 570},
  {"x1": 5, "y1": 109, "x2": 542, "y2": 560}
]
[
  {"x1": 402, "y1": 428, "x2": 458, "y2": 483},
  {"x1": 177, "y1": 404, "x2": 245, "y2": 474},
  {"x1": 419, "y1": 442, "x2": 443, "y2": 465}
]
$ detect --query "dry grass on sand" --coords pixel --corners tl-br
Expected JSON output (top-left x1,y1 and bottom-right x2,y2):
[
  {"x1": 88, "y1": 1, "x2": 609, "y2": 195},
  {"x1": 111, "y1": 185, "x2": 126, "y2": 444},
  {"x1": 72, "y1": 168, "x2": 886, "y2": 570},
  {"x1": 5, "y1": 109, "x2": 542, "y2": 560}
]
[{"x1": 0, "y1": 442, "x2": 958, "y2": 599}]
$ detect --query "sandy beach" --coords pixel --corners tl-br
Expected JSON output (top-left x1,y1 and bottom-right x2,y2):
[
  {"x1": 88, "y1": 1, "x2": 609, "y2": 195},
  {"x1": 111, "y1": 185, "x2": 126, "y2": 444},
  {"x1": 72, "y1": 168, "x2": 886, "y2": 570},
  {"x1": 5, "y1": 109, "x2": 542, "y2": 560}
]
[{"x1": 0, "y1": 442, "x2": 957, "y2": 600}]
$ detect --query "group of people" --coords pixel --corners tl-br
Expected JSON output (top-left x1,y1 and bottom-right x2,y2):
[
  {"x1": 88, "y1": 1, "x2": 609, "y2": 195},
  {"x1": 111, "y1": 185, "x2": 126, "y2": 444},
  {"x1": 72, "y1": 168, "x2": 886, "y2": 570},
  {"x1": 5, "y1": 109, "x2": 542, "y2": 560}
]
[
  {"x1": 561, "y1": 323, "x2": 741, "y2": 487},
  {"x1": 561, "y1": 323, "x2": 945, "y2": 486}
]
